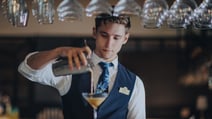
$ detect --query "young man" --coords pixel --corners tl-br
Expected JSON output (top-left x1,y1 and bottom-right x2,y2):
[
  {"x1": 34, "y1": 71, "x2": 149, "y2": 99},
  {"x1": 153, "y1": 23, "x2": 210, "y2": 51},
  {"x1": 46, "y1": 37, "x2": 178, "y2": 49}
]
[{"x1": 18, "y1": 14, "x2": 146, "y2": 119}]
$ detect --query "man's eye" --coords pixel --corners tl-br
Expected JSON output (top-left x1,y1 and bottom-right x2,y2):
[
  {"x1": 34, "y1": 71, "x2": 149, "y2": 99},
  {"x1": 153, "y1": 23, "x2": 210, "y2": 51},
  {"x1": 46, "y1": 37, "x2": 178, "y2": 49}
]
[
  {"x1": 101, "y1": 33, "x2": 107, "y2": 37},
  {"x1": 114, "y1": 37, "x2": 121, "y2": 40}
]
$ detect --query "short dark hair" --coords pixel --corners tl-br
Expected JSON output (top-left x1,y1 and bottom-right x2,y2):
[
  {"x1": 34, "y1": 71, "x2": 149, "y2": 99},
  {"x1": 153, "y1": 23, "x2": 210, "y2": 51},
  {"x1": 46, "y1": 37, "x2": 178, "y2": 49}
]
[{"x1": 95, "y1": 13, "x2": 131, "y2": 33}]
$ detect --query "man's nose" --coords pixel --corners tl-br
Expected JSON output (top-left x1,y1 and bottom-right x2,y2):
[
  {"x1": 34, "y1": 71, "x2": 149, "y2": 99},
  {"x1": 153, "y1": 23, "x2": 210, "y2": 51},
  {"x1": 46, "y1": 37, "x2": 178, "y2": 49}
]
[{"x1": 105, "y1": 37, "x2": 113, "y2": 48}]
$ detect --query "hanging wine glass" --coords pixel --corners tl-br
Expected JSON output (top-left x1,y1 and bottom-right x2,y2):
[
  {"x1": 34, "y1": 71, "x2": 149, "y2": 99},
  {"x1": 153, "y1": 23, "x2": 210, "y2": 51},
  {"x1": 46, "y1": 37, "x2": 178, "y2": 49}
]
[
  {"x1": 57, "y1": 0, "x2": 84, "y2": 22},
  {"x1": 184, "y1": 0, "x2": 198, "y2": 10},
  {"x1": 193, "y1": 0, "x2": 212, "y2": 29},
  {"x1": 5, "y1": 0, "x2": 29, "y2": 27},
  {"x1": 31, "y1": 0, "x2": 38, "y2": 18},
  {"x1": 32, "y1": 0, "x2": 55, "y2": 24},
  {"x1": 142, "y1": 0, "x2": 168, "y2": 29},
  {"x1": 113, "y1": 0, "x2": 142, "y2": 16},
  {"x1": 85, "y1": 0, "x2": 112, "y2": 17},
  {"x1": 167, "y1": 0, "x2": 196, "y2": 29},
  {"x1": 1, "y1": 0, "x2": 8, "y2": 18},
  {"x1": 14, "y1": 0, "x2": 28, "y2": 27}
]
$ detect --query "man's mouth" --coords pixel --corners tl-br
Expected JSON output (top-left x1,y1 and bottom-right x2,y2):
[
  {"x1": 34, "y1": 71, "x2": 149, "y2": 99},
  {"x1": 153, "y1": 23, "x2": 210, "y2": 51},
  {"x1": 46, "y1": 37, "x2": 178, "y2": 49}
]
[{"x1": 103, "y1": 49, "x2": 111, "y2": 52}]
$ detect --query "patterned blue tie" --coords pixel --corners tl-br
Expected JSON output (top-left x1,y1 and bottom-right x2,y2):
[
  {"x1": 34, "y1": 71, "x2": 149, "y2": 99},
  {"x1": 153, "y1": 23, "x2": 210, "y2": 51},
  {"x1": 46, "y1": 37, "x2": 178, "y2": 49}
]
[{"x1": 96, "y1": 62, "x2": 113, "y2": 94}]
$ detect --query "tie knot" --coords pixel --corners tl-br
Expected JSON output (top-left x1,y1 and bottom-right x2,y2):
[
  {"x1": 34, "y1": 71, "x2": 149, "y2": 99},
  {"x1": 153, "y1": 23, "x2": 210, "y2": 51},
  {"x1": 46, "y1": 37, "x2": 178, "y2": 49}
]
[{"x1": 98, "y1": 62, "x2": 113, "y2": 69}]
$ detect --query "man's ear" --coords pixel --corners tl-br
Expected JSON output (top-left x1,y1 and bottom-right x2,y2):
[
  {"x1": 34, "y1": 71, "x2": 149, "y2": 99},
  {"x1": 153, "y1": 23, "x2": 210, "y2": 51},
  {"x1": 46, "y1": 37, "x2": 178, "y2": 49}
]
[
  {"x1": 92, "y1": 27, "x2": 97, "y2": 39},
  {"x1": 123, "y1": 33, "x2": 130, "y2": 44}
]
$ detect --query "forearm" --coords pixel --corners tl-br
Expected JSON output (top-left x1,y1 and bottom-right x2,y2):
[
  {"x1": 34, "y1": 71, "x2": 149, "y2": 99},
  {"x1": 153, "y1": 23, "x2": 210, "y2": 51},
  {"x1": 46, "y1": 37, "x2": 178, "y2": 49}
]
[
  {"x1": 18, "y1": 58, "x2": 59, "y2": 87},
  {"x1": 27, "y1": 48, "x2": 60, "y2": 69},
  {"x1": 26, "y1": 46, "x2": 91, "y2": 70}
]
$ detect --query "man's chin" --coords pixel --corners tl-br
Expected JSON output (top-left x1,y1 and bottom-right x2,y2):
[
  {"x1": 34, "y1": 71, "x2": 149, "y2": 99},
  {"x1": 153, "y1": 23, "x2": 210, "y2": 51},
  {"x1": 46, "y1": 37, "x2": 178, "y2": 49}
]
[{"x1": 102, "y1": 55, "x2": 116, "y2": 61}]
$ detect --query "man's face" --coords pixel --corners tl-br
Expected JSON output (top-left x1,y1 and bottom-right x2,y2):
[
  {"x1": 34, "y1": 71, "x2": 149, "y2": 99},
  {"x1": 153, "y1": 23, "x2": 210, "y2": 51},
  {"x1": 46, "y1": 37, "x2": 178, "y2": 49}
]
[{"x1": 93, "y1": 22, "x2": 129, "y2": 61}]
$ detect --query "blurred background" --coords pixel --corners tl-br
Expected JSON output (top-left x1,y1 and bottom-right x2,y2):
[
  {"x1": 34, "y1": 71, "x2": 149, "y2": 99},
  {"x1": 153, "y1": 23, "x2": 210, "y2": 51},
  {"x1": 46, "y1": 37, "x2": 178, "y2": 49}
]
[{"x1": 0, "y1": 0, "x2": 212, "y2": 119}]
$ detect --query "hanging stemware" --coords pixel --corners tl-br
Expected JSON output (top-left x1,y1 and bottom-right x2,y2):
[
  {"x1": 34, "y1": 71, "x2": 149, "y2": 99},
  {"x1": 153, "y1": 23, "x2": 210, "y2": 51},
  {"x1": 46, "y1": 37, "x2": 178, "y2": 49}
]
[
  {"x1": 57, "y1": 0, "x2": 84, "y2": 22},
  {"x1": 142, "y1": 0, "x2": 169, "y2": 29},
  {"x1": 167, "y1": 0, "x2": 197, "y2": 29},
  {"x1": 85, "y1": 0, "x2": 112, "y2": 17},
  {"x1": 113, "y1": 0, "x2": 142, "y2": 16},
  {"x1": 193, "y1": 0, "x2": 212, "y2": 29},
  {"x1": 32, "y1": 0, "x2": 55, "y2": 24},
  {"x1": 1, "y1": 0, "x2": 8, "y2": 18},
  {"x1": 4, "y1": 0, "x2": 29, "y2": 27}
]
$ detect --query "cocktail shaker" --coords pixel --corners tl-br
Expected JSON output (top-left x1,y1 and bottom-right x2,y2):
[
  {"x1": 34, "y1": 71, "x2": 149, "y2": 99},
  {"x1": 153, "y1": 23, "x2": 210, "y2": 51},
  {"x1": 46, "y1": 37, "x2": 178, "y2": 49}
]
[{"x1": 52, "y1": 58, "x2": 93, "y2": 76}]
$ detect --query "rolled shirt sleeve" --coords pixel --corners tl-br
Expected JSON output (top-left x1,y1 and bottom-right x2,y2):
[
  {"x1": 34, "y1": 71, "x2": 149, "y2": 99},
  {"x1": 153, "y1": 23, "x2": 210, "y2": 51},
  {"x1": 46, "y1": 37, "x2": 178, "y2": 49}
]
[{"x1": 18, "y1": 52, "x2": 72, "y2": 96}]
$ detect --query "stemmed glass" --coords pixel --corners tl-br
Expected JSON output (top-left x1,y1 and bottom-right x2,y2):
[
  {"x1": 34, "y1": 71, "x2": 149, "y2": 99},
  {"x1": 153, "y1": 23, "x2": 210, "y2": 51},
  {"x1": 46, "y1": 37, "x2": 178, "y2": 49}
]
[
  {"x1": 85, "y1": 0, "x2": 112, "y2": 17},
  {"x1": 192, "y1": 0, "x2": 212, "y2": 29},
  {"x1": 113, "y1": 0, "x2": 142, "y2": 16},
  {"x1": 81, "y1": 41, "x2": 108, "y2": 119},
  {"x1": 167, "y1": 0, "x2": 197, "y2": 29},
  {"x1": 142, "y1": 0, "x2": 169, "y2": 29},
  {"x1": 2, "y1": 0, "x2": 29, "y2": 27},
  {"x1": 1, "y1": 0, "x2": 8, "y2": 18},
  {"x1": 57, "y1": 0, "x2": 84, "y2": 22},
  {"x1": 82, "y1": 92, "x2": 108, "y2": 119},
  {"x1": 31, "y1": 0, "x2": 38, "y2": 17},
  {"x1": 32, "y1": 0, "x2": 55, "y2": 24},
  {"x1": 81, "y1": 63, "x2": 108, "y2": 119}
]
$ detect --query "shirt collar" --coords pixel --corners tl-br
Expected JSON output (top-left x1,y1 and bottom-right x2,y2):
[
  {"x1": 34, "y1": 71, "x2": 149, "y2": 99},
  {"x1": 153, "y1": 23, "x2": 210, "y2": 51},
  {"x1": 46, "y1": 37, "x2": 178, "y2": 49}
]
[{"x1": 91, "y1": 52, "x2": 118, "y2": 69}]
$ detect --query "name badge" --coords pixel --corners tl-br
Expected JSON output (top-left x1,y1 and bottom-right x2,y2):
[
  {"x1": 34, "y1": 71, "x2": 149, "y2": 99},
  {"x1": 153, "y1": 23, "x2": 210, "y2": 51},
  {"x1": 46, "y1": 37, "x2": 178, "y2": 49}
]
[{"x1": 119, "y1": 87, "x2": 130, "y2": 95}]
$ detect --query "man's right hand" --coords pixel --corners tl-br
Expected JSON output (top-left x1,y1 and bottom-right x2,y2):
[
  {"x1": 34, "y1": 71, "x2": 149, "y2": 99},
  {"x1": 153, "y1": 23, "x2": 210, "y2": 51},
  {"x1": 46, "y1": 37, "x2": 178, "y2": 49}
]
[{"x1": 55, "y1": 46, "x2": 92, "y2": 71}]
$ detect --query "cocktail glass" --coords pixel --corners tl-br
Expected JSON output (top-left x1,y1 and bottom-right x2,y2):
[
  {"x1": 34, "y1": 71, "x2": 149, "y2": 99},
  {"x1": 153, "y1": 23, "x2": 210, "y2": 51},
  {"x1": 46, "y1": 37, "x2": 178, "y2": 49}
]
[
  {"x1": 82, "y1": 92, "x2": 108, "y2": 119},
  {"x1": 81, "y1": 47, "x2": 108, "y2": 119}
]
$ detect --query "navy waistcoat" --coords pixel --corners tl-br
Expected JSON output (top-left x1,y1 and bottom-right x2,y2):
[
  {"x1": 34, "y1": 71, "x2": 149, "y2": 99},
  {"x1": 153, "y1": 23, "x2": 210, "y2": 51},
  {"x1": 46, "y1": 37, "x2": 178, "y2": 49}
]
[{"x1": 61, "y1": 63, "x2": 136, "y2": 119}]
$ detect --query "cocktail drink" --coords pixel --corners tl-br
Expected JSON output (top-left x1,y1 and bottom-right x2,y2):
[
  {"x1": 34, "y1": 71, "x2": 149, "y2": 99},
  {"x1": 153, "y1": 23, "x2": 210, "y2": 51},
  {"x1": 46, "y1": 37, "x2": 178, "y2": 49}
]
[
  {"x1": 81, "y1": 40, "x2": 108, "y2": 119},
  {"x1": 82, "y1": 93, "x2": 108, "y2": 110},
  {"x1": 82, "y1": 92, "x2": 108, "y2": 119},
  {"x1": 82, "y1": 62, "x2": 108, "y2": 119}
]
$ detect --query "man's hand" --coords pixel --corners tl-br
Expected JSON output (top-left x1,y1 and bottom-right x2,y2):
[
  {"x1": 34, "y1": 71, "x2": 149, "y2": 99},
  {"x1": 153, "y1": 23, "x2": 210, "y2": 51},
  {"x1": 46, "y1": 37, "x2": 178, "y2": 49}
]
[{"x1": 56, "y1": 46, "x2": 92, "y2": 70}]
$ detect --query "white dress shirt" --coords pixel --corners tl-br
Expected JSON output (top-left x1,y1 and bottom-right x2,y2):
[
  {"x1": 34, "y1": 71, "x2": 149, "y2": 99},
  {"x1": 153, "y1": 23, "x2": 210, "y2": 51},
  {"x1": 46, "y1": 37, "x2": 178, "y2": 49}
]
[{"x1": 18, "y1": 52, "x2": 146, "y2": 119}]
